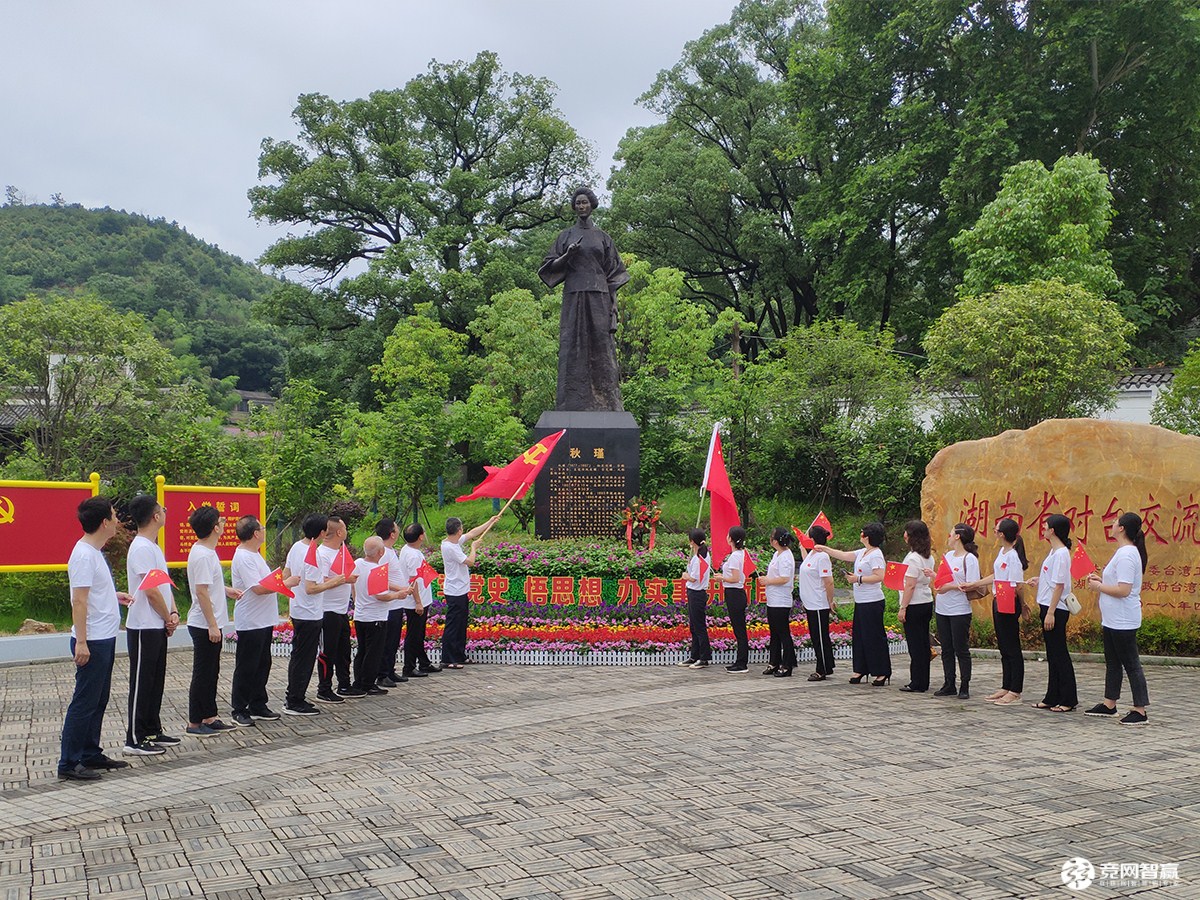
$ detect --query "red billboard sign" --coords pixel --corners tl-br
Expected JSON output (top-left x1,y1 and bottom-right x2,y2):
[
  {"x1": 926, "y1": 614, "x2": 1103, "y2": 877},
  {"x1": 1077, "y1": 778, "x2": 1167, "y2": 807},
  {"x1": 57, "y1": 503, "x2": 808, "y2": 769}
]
[
  {"x1": 157, "y1": 477, "x2": 266, "y2": 567},
  {"x1": 0, "y1": 474, "x2": 101, "y2": 571}
]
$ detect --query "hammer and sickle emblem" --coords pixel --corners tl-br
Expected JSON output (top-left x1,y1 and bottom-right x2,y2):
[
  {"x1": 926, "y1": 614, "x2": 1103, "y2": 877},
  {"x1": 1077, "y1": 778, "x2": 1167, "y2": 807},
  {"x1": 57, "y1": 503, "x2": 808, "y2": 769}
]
[
  {"x1": 522, "y1": 442, "x2": 549, "y2": 466},
  {"x1": 0, "y1": 496, "x2": 14, "y2": 525}
]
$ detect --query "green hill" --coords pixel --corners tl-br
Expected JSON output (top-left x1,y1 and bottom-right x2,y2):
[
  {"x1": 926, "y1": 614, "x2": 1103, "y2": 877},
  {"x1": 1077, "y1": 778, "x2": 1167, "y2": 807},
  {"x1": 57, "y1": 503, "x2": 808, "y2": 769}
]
[{"x1": 0, "y1": 203, "x2": 285, "y2": 393}]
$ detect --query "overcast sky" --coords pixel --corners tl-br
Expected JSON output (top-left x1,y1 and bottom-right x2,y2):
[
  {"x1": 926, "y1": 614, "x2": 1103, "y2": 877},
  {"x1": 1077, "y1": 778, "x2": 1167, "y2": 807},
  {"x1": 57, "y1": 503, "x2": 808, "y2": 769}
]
[{"x1": 3, "y1": 0, "x2": 735, "y2": 266}]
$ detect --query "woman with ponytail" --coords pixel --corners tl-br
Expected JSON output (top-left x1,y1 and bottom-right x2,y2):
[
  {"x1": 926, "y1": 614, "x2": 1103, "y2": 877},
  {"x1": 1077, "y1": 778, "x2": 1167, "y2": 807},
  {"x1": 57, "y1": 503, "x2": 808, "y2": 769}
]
[
  {"x1": 761, "y1": 527, "x2": 798, "y2": 677},
  {"x1": 898, "y1": 520, "x2": 934, "y2": 693},
  {"x1": 721, "y1": 526, "x2": 750, "y2": 673},
  {"x1": 797, "y1": 524, "x2": 835, "y2": 681},
  {"x1": 1084, "y1": 512, "x2": 1150, "y2": 725},
  {"x1": 933, "y1": 523, "x2": 980, "y2": 699},
  {"x1": 975, "y1": 518, "x2": 1028, "y2": 705},
  {"x1": 819, "y1": 522, "x2": 891, "y2": 686},
  {"x1": 1029, "y1": 513, "x2": 1078, "y2": 712},
  {"x1": 678, "y1": 529, "x2": 712, "y2": 669}
]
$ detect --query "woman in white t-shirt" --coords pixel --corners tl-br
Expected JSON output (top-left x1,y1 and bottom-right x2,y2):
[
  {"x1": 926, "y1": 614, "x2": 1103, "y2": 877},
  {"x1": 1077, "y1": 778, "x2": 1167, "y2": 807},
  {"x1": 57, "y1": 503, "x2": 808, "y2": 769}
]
[
  {"x1": 720, "y1": 526, "x2": 750, "y2": 673},
  {"x1": 897, "y1": 520, "x2": 935, "y2": 693},
  {"x1": 678, "y1": 528, "x2": 713, "y2": 669},
  {"x1": 797, "y1": 524, "x2": 835, "y2": 681},
  {"x1": 1084, "y1": 512, "x2": 1150, "y2": 726},
  {"x1": 761, "y1": 527, "x2": 798, "y2": 677},
  {"x1": 1028, "y1": 513, "x2": 1078, "y2": 712},
  {"x1": 819, "y1": 522, "x2": 891, "y2": 685},
  {"x1": 974, "y1": 518, "x2": 1029, "y2": 705},
  {"x1": 933, "y1": 523, "x2": 980, "y2": 699}
]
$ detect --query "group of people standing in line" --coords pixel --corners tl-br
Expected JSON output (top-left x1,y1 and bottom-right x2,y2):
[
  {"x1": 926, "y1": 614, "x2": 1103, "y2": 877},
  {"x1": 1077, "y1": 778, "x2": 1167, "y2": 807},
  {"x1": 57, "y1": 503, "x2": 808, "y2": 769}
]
[
  {"x1": 679, "y1": 515, "x2": 1153, "y2": 727},
  {"x1": 58, "y1": 494, "x2": 496, "y2": 781}
]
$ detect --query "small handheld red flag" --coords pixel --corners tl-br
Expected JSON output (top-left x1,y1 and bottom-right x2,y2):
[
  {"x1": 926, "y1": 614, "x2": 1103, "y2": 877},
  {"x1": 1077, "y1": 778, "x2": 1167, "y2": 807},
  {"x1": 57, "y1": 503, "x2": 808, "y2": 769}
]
[
  {"x1": 367, "y1": 562, "x2": 390, "y2": 596},
  {"x1": 809, "y1": 510, "x2": 833, "y2": 538},
  {"x1": 882, "y1": 561, "x2": 908, "y2": 591},
  {"x1": 330, "y1": 544, "x2": 354, "y2": 576},
  {"x1": 994, "y1": 580, "x2": 1017, "y2": 614},
  {"x1": 137, "y1": 569, "x2": 174, "y2": 592},
  {"x1": 1070, "y1": 541, "x2": 1097, "y2": 579},
  {"x1": 743, "y1": 553, "x2": 757, "y2": 577},
  {"x1": 257, "y1": 568, "x2": 294, "y2": 599},
  {"x1": 304, "y1": 540, "x2": 319, "y2": 567},
  {"x1": 698, "y1": 557, "x2": 709, "y2": 582},
  {"x1": 933, "y1": 556, "x2": 954, "y2": 589},
  {"x1": 412, "y1": 559, "x2": 438, "y2": 588},
  {"x1": 792, "y1": 526, "x2": 815, "y2": 550}
]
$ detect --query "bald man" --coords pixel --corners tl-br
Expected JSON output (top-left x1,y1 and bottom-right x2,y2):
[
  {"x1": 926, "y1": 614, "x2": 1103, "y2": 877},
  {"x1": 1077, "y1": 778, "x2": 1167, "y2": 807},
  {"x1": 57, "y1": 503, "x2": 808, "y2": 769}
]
[{"x1": 351, "y1": 537, "x2": 405, "y2": 696}]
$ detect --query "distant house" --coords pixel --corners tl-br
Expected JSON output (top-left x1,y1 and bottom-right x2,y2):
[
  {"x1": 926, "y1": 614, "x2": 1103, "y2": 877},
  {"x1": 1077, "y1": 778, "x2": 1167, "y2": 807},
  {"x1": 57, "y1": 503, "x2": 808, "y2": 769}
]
[
  {"x1": 231, "y1": 390, "x2": 277, "y2": 418},
  {"x1": 1094, "y1": 367, "x2": 1175, "y2": 425}
]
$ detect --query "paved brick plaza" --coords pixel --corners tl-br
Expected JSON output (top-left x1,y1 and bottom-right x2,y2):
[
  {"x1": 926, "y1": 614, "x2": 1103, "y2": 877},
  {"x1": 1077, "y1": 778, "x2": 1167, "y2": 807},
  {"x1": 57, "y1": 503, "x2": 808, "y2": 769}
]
[{"x1": 0, "y1": 651, "x2": 1196, "y2": 899}]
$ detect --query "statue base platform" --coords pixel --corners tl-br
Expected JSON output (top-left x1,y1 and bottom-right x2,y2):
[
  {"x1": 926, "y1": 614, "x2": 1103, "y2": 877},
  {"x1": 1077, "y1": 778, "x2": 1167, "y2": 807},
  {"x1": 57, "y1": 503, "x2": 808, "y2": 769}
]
[{"x1": 533, "y1": 410, "x2": 640, "y2": 540}]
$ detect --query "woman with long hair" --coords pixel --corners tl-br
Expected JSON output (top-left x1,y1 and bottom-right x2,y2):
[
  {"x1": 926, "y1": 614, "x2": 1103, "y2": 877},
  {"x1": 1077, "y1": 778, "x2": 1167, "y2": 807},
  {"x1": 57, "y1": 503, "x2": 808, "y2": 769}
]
[
  {"x1": 678, "y1": 528, "x2": 712, "y2": 669},
  {"x1": 898, "y1": 520, "x2": 934, "y2": 693},
  {"x1": 797, "y1": 525, "x2": 835, "y2": 681},
  {"x1": 761, "y1": 527, "x2": 798, "y2": 677},
  {"x1": 819, "y1": 523, "x2": 891, "y2": 686},
  {"x1": 1029, "y1": 513, "x2": 1078, "y2": 712},
  {"x1": 934, "y1": 524, "x2": 979, "y2": 699},
  {"x1": 721, "y1": 526, "x2": 750, "y2": 674},
  {"x1": 974, "y1": 518, "x2": 1029, "y2": 705},
  {"x1": 1085, "y1": 512, "x2": 1150, "y2": 725}
]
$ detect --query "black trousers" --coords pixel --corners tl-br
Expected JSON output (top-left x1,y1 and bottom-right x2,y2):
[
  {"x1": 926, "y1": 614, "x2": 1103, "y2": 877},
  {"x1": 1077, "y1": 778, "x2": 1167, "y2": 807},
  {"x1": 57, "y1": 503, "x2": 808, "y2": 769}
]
[
  {"x1": 379, "y1": 608, "x2": 405, "y2": 681},
  {"x1": 318, "y1": 611, "x2": 352, "y2": 692},
  {"x1": 993, "y1": 605, "x2": 1024, "y2": 693},
  {"x1": 1039, "y1": 605, "x2": 1078, "y2": 707},
  {"x1": 902, "y1": 602, "x2": 932, "y2": 691},
  {"x1": 1103, "y1": 626, "x2": 1149, "y2": 707},
  {"x1": 725, "y1": 588, "x2": 748, "y2": 667},
  {"x1": 59, "y1": 637, "x2": 115, "y2": 773},
  {"x1": 766, "y1": 606, "x2": 796, "y2": 669},
  {"x1": 852, "y1": 601, "x2": 891, "y2": 678},
  {"x1": 188, "y1": 625, "x2": 223, "y2": 723},
  {"x1": 353, "y1": 620, "x2": 387, "y2": 690},
  {"x1": 125, "y1": 627, "x2": 168, "y2": 745},
  {"x1": 936, "y1": 612, "x2": 972, "y2": 689},
  {"x1": 231, "y1": 625, "x2": 274, "y2": 715},
  {"x1": 806, "y1": 607, "x2": 836, "y2": 675},
  {"x1": 403, "y1": 608, "x2": 431, "y2": 673},
  {"x1": 286, "y1": 617, "x2": 322, "y2": 706},
  {"x1": 686, "y1": 588, "x2": 711, "y2": 661},
  {"x1": 441, "y1": 594, "x2": 469, "y2": 665}
]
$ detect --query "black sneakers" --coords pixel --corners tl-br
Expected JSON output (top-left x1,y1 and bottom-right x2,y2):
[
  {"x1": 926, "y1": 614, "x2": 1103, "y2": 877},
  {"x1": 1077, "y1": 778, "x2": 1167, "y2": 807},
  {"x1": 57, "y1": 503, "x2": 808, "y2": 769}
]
[
  {"x1": 1085, "y1": 703, "x2": 1118, "y2": 717},
  {"x1": 315, "y1": 690, "x2": 345, "y2": 704},
  {"x1": 283, "y1": 702, "x2": 320, "y2": 716},
  {"x1": 1119, "y1": 710, "x2": 1149, "y2": 726},
  {"x1": 122, "y1": 741, "x2": 166, "y2": 756}
]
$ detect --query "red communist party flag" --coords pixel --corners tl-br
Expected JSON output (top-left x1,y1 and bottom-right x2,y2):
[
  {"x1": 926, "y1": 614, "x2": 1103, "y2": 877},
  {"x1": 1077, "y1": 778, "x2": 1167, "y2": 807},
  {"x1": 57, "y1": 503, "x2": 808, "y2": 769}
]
[
  {"x1": 367, "y1": 562, "x2": 390, "y2": 596},
  {"x1": 456, "y1": 430, "x2": 567, "y2": 502},
  {"x1": 330, "y1": 544, "x2": 354, "y2": 576},
  {"x1": 701, "y1": 423, "x2": 740, "y2": 570},
  {"x1": 413, "y1": 559, "x2": 439, "y2": 588},
  {"x1": 994, "y1": 580, "x2": 1017, "y2": 614},
  {"x1": 810, "y1": 510, "x2": 834, "y2": 538},
  {"x1": 137, "y1": 569, "x2": 174, "y2": 592},
  {"x1": 1071, "y1": 541, "x2": 1097, "y2": 580},
  {"x1": 933, "y1": 556, "x2": 954, "y2": 589},
  {"x1": 257, "y1": 567, "x2": 294, "y2": 599},
  {"x1": 883, "y1": 561, "x2": 908, "y2": 591},
  {"x1": 792, "y1": 526, "x2": 815, "y2": 550},
  {"x1": 304, "y1": 540, "x2": 319, "y2": 567}
]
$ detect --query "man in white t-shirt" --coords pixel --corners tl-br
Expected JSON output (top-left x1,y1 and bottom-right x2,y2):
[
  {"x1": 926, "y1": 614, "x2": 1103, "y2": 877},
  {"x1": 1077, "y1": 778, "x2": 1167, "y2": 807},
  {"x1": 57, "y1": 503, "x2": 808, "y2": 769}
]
[
  {"x1": 373, "y1": 518, "x2": 413, "y2": 688},
  {"x1": 281, "y1": 514, "x2": 329, "y2": 714},
  {"x1": 59, "y1": 497, "x2": 133, "y2": 781},
  {"x1": 123, "y1": 495, "x2": 179, "y2": 757},
  {"x1": 230, "y1": 515, "x2": 296, "y2": 727},
  {"x1": 440, "y1": 515, "x2": 498, "y2": 668},
  {"x1": 305, "y1": 515, "x2": 360, "y2": 702},
  {"x1": 351, "y1": 536, "x2": 405, "y2": 695},
  {"x1": 185, "y1": 506, "x2": 242, "y2": 737},
  {"x1": 398, "y1": 523, "x2": 439, "y2": 678}
]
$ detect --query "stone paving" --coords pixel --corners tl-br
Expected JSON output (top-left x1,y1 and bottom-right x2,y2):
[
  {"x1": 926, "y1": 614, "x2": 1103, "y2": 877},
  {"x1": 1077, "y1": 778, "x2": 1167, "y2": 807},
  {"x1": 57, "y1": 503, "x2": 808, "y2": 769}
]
[{"x1": 0, "y1": 648, "x2": 1197, "y2": 899}]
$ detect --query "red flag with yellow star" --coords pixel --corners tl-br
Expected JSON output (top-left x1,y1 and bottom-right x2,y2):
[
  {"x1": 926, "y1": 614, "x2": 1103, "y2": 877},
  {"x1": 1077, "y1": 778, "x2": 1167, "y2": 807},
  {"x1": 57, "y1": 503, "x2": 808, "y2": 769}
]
[
  {"x1": 456, "y1": 430, "x2": 566, "y2": 501},
  {"x1": 257, "y1": 567, "x2": 294, "y2": 599},
  {"x1": 792, "y1": 526, "x2": 814, "y2": 550},
  {"x1": 933, "y1": 556, "x2": 954, "y2": 589},
  {"x1": 882, "y1": 561, "x2": 908, "y2": 591},
  {"x1": 1070, "y1": 541, "x2": 1097, "y2": 580},
  {"x1": 994, "y1": 580, "x2": 1017, "y2": 614},
  {"x1": 809, "y1": 510, "x2": 833, "y2": 538}
]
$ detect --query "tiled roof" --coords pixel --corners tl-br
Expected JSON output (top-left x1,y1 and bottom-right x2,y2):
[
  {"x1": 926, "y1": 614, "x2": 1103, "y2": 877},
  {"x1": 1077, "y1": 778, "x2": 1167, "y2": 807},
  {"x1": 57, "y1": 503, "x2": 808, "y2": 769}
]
[{"x1": 1118, "y1": 367, "x2": 1175, "y2": 390}]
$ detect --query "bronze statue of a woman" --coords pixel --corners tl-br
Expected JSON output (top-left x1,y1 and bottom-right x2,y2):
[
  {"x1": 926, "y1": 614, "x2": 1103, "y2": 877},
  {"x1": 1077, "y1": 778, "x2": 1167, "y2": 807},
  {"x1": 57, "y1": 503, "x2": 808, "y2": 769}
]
[{"x1": 538, "y1": 187, "x2": 628, "y2": 412}]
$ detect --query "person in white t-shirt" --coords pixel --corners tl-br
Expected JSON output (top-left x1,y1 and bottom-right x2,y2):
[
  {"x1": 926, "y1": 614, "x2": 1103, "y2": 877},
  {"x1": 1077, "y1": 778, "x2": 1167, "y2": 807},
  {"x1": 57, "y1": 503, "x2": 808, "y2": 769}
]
[
  {"x1": 398, "y1": 523, "x2": 439, "y2": 677},
  {"x1": 972, "y1": 518, "x2": 1029, "y2": 705},
  {"x1": 373, "y1": 518, "x2": 414, "y2": 688},
  {"x1": 677, "y1": 528, "x2": 712, "y2": 669},
  {"x1": 1084, "y1": 512, "x2": 1151, "y2": 726},
  {"x1": 1028, "y1": 514, "x2": 1078, "y2": 712},
  {"x1": 761, "y1": 527, "x2": 798, "y2": 677},
  {"x1": 351, "y1": 536, "x2": 406, "y2": 693},
  {"x1": 440, "y1": 514, "x2": 499, "y2": 668},
  {"x1": 281, "y1": 514, "x2": 328, "y2": 714},
  {"x1": 897, "y1": 520, "x2": 935, "y2": 694},
  {"x1": 797, "y1": 524, "x2": 835, "y2": 681},
  {"x1": 819, "y1": 522, "x2": 891, "y2": 685},
  {"x1": 230, "y1": 515, "x2": 295, "y2": 726},
  {"x1": 720, "y1": 526, "x2": 750, "y2": 673},
  {"x1": 933, "y1": 523, "x2": 980, "y2": 699},
  {"x1": 305, "y1": 515, "x2": 360, "y2": 702},
  {"x1": 123, "y1": 495, "x2": 179, "y2": 756},
  {"x1": 58, "y1": 497, "x2": 133, "y2": 781},
  {"x1": 186, "y1": 506, "x2": 242, "y2": 737}
]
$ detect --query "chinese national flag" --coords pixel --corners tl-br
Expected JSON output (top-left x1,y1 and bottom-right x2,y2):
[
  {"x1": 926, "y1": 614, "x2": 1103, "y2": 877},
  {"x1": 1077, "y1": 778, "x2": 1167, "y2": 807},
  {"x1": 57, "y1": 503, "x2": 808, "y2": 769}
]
[
  {"x1": 367, "y1": 562, "x2": 390, "y2": 596},
  {"x1": 412, "y1": 559, "x2": 438, "y2": 588},
  {"x1": 701, "y1": 423, "x2": 740, "y2": 569},
  {"x1": 1070, "y1": 541, "x2": 1097, "y2": 579},
  {"x1": 994, "y1": 580, "x2": 1017, "y2": 614},
  {"x1": 330, "y1": 544, "x2": 354, "y2": 576},
  {"x1": 257, "y1": 568, "x2": 294, "y2": 599},
  {"x1": 743, "y1": 553, "x2": 757, "y2": 577},
  {"x1": 933, "y1": 556, "x2": 954, "y2": 589},
  {"x1": 456, "y1": 430, "x2": 566, "y2": 501},
  {"x1": 137, "y1": 569, "x2": 174, "y2": 592},
  {"x1": 882, "y1": 561, "x2": 908, "y2": 591},
  {"x1": 810, "y1": 510, "x2": 833, "y2": 538},
  {"x1": 304, "y1": 540, "x2": 319, "y2": 567},
  {"x1": 698, "y1": 557, "x2": 709, "y2": 582},
  {"x1": 792, "y1": 526, "x2": 814, "y2": 550}
]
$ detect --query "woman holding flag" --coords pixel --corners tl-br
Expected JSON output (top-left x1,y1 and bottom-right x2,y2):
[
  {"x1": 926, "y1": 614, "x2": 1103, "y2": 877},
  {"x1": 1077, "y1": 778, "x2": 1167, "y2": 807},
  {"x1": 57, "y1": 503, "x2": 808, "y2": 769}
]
[
  {"x1": 897, "y1": 520, "x2": 935, "y2": 693},
  {"x1": 761, "y1": 528, "x2": 798, "y2": 677},
  {"x1": 974, "y1": 519, "x2": 1028, "y2": 706},
  {"x1": 933, "y1": 524, "x2": 979, "y2": 699},
  {"x1": 819, "y1": 523, "x2": 891, "y2": 686},
  {"x1": 797, "y1": 524, "x2": 835, "y2": 681},
  {"x1": 1028, "y1": 514, "x2": 1078, "y2": 712},
  {"x1": 678, "y1": 529, "x2": 713, "y2": 669},
  {"x1": 721, "y1": 527, "x2": 751, "y2": 673}
]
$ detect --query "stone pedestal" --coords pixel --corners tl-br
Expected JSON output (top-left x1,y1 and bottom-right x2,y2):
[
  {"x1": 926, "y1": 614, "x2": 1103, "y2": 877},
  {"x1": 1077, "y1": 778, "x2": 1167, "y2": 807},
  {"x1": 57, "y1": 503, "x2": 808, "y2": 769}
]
[{"x1": 533, "y1": 410, "x2": 640, "y2": 540}]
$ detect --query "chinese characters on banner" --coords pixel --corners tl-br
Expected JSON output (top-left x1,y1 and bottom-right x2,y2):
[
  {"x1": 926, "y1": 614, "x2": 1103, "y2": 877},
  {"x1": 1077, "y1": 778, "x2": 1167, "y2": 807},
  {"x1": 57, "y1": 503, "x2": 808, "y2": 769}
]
[
  {"x1": 157, "y1": 477, "x2": 267, "y2": 567},
  {"x1": 0, "y1": 473, "x2": 101, "y2": 571},
  {"x1": 444, "y1": 574, "x2": 760, "y2": 608}
]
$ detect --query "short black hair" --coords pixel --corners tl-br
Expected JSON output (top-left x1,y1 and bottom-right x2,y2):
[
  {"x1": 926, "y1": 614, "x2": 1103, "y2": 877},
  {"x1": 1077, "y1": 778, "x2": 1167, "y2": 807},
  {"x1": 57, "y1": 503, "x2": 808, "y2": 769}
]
[
  {"x1": 128, "y1": 494, "x2": 160, "y2": 529},
  {"x1": 445, "y1": 517, "x2": 462, "y2": 537},
  {"x1": 861, "y1": 522, "x2": 885, "y2": 548},
  {"x1": 235, "y1": 515, "x2": 260, "y2": 542},
  {"x1": 189, "y1": 505, "x2": 221, "y2": 540},
  {"x1": 302, "y1": 514, "x2": 328, "y2": 540},
  {"x1": 77, "y1": 497, "x2": 113, "y2": 534},
  {"x1": 375, "y1": 518, "x2": 397, "y2": 540},
  {"x1": 403, "y1": 522, "x2": 424, "y2": 544}
]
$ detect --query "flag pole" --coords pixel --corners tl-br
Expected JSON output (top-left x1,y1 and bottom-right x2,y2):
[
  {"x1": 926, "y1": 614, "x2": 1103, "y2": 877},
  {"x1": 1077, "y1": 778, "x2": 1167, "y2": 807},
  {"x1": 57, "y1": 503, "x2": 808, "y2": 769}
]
[
  {"x1": 697, "y1": 421, "x2": 720, "y2": 528},
  {"x1": 695, "y1": 491, "x2": 707, "y2": 529}
]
